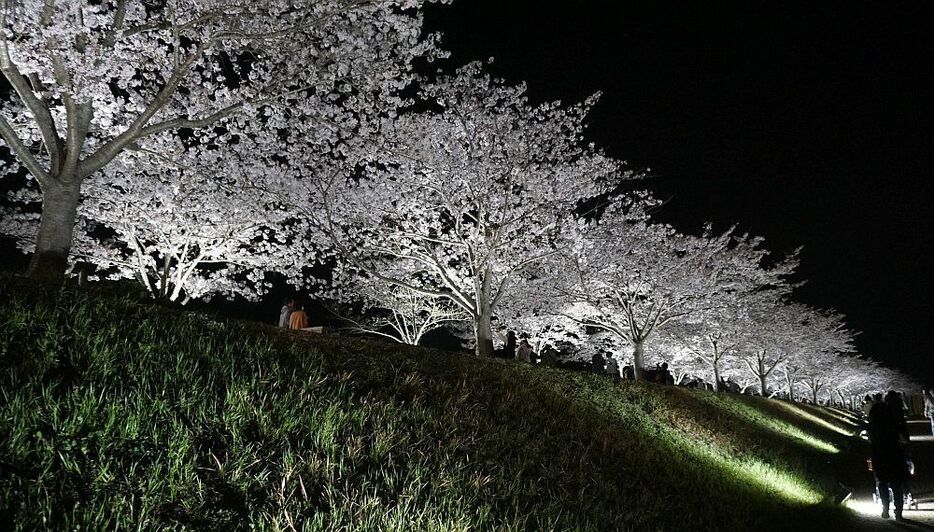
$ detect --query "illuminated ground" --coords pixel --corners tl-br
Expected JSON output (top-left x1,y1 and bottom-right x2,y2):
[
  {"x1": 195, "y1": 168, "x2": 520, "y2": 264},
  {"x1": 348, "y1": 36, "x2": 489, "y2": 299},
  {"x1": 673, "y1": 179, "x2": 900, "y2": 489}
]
[{"x1": 845, "y1": 419, "x2": 934, "y2": 530}]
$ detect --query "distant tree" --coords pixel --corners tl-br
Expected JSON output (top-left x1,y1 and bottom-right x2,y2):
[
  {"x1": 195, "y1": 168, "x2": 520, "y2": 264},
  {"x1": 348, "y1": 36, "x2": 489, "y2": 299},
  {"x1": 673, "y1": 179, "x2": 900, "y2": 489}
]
[
  {"x1": 669, "y1": 301, "x2": 752, "y2": 392},
  {"x1": 777, "y1": 356, "x2": 805, "y2": 402},
  {"x1": 494, "y1": 260, "x2": 587, "y2": 358},
  {"x1": 0, "y1": 0, "x2": 436, "y2": 280},
  {"x1": 316, "y1": 63, "x2": 621, "y2": 356},
  {"x1": 736, "y1": 300, "x2": 819, "y2": 397},
  {"x1": 498, "y1": 310, "x2": 583, "y2": 362},
  {"x1": 557, "y1": 199, "x2": 795, "y2": 380},
  {"x1": 793, "y1": 311, "x2": 857, "y2": 404},
  {"x1": 652, "y1": 331, "x2": 708, "y2": 385},
  {"x1": 828, "y1": 356, "x2": 881, "y2": 406}
]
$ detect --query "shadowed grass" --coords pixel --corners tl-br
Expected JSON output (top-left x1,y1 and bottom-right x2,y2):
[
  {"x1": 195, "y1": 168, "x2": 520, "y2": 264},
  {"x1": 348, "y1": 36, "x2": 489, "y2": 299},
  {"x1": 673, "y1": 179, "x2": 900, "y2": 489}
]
[{"x1": 0, "y1": 277, "x2": 867, "y2": 530}]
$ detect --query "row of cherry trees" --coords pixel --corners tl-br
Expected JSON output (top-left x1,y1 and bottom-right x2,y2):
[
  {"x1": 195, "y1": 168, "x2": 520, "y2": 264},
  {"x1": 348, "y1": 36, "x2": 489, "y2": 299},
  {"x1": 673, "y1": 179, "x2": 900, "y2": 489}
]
[{"x1": 1, "y1": 1, "x2": 915, "y2": 398}]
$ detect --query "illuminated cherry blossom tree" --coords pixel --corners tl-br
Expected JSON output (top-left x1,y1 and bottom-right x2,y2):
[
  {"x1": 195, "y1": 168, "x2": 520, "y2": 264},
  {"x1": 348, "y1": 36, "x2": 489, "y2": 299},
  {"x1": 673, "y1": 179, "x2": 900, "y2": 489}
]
[
  {"x1": 827, "y1": 356, "x2": 886, "y2": 406},
  {"x1": 315, "y1": 63, "x2": 621, "y2": 356},
  {"x1": 492, "y1": 260, "x2": 586, "y2": 357},
  {"x1": 797, "y1": 331, "x2": 858, "y2": 404},
  {"x1": 2, "y1": 139, "x2": 310, "y2": 302},
  {"x1": 770, "y1": 309, "x2": 857, "y2": 402},
  {"x1": 0, "y1": 0, "x2": 437, "y2": 280},
  {"x1": 731, "y1": 300, "x2": 822, "y2": 397},
  {"x1": 557, "y1": 198, "x2": 795, "y2": 380},
  {"x1": 856, "y1": 365, "x2": 919, "y2": 398},
  {"x1": 669, "y1": 301, "x2": 752, "y2": 392}
]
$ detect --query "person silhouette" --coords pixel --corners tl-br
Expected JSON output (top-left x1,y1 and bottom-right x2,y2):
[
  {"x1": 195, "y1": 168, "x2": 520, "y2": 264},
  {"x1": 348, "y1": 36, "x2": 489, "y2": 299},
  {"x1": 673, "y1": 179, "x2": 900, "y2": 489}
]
[{"x1": 868, "y1": 391, "x2": 911, "y2": 521}]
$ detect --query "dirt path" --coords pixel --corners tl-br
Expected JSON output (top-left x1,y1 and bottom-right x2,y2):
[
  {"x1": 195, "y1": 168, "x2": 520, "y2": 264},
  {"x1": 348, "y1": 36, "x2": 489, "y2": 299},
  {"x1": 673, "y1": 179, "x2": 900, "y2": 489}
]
[{"x1": 844, "y1": 418, "x2": 934, "y2": 530}]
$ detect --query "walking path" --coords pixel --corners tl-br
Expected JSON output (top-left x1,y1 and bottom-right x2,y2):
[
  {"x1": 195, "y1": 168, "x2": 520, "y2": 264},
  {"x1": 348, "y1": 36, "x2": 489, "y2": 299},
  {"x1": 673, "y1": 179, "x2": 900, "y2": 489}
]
[{"x1": 846, "y1": 419, "x2": 934, "y2": 530}]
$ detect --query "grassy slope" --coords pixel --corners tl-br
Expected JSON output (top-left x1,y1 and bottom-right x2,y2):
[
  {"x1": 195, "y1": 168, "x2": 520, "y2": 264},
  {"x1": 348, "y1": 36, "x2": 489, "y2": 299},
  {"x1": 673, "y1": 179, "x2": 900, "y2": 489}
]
[{"x1": 0, "y1": 277, "x2": 866, "y2": 531}]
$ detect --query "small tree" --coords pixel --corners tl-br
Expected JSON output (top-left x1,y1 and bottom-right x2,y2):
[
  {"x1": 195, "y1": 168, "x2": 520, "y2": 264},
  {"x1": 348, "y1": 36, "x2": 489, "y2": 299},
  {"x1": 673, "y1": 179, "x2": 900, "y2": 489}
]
[{"x1": 338, "y1": 277, "x2": 469, "y2": 346}]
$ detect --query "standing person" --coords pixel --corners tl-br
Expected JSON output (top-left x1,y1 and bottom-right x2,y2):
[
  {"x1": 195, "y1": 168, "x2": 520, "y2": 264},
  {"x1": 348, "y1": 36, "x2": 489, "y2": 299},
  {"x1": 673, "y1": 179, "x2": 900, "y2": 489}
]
[
  {"x1": 886, "y1": 391, "x2": 910, "y2": 445},
  {"x1": 862, "y1": 394, "x2": 875, "y2": 417},
  {"x1": 924, "y1": 390, "x2": 934, "y2": 436},
  {"x1": 289, "y1": 301, "x2": 310, "y2": 330},
  {"x1": 868, "y1": 391, "x2": 911, "y2": 521},
  {"x1": 622, "y1": 364, "x2": 635, "y2": 380},
  {"x1": 278, "y1": 298, "x2": 295, "y2": 328},
  {"x1": 495, "y1": 331, "x2": 517, "y2": 358},
  {"x1": 540, "y1": 347, "x2": 557, "y2": 366},
  {"x1": 591, "y1": 352, "x2": 605, "y2": 374},
  {"x1": 516, "y1": 339, "x2": 534, "y2": 363},
  {"x1": 605, "y1": 355, "x2": 620, "y2": 381}
]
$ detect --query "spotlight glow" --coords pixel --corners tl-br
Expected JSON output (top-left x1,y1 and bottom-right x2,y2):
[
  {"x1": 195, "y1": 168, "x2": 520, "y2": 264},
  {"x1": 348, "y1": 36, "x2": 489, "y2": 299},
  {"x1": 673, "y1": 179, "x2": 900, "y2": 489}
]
[
  {"x1": 774, "y1": 402, "x2": 855, "y2": 436},
  {"x1": 844, "y1": 497, "x2": 880, "y2": 517}
]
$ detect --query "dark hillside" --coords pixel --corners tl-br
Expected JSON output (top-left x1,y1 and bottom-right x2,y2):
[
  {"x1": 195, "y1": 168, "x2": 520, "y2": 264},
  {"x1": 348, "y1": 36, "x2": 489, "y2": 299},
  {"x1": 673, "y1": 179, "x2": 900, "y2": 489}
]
[{"x1": 0, "y1": 277, "x2": 866, "y2": 530}]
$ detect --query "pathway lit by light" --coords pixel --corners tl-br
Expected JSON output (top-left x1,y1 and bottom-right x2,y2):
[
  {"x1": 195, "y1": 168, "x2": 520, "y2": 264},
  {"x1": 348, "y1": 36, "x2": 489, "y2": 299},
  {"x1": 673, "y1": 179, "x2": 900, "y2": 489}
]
[{"x1": 844, "y1": 496, "x2": 880, "y2": 517}]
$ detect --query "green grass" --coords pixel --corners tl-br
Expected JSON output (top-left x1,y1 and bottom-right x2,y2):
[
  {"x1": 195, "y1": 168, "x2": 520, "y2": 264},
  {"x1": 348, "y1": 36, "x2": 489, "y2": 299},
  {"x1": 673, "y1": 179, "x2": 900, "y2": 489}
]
[{"x1": 0, "y1": 276, "x2": 866, "y2": 530}]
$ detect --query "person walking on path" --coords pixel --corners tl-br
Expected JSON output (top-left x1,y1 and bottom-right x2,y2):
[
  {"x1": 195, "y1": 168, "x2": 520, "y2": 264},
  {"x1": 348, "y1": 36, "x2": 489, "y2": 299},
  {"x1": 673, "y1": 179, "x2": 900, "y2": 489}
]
[
  {"x1": 868, "y1": 390, "x2": 911, "y2": 521},
  {"x1": 923, "y1": 390, "x2": 934, "y2": 435},
  {"x1": 289, "y1": 301, "x2": 310, "y2": 330}
]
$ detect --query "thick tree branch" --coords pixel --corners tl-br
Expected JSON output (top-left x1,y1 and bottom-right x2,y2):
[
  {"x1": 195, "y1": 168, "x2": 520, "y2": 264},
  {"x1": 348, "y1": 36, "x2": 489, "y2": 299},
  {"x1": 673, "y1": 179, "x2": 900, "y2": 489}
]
[
  {"x1": 0, "y1": 31, "x2": 62, "y2": 177},
  {"x1": 0, "y1": 113, "x2": 50, "y2": 183}
]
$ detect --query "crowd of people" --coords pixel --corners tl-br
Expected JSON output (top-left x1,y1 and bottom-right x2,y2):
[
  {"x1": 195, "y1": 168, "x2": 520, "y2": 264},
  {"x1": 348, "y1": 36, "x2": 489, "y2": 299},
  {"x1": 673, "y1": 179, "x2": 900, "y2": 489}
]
[{"x1": 587, "y1": 352, "x2": 675, "y2": 384}]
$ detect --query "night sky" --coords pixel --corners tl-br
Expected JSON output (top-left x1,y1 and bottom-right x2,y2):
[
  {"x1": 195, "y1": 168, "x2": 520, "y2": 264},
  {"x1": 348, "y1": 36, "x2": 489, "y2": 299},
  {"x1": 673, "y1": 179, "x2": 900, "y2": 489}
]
[{"x1": 423, "y1": 1, "x2": 934, "y2": 379}]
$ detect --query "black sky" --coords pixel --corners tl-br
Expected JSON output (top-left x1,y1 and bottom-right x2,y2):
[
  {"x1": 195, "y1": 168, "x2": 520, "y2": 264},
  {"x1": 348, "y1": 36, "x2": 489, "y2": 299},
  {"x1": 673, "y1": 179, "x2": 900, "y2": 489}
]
[{"x1": 424, "y1": 0, "x2": 934, "y2": 379}]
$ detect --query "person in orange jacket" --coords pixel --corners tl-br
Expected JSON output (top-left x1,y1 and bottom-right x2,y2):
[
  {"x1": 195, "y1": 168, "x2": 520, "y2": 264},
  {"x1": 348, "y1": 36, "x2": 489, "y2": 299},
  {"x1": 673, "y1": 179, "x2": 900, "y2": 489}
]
[{"x1": 288, "y1": 301, "x2": 310, "y2": 330}]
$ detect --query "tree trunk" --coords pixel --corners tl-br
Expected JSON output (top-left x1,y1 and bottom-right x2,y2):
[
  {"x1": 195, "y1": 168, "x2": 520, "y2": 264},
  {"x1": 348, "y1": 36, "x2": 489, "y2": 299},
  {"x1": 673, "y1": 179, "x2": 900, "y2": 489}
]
[
  {"x1": 474, "y1": 306, "x2": 494, "y2": 357},
  {"x1": 632, "y1": 341, "x2": 645, "y2": 380},
  {"x1": 713, "y1": 362, "x2": 722, "y2": 392},
  {"x1": 757, "y1": 358, "x2": 768, "y2": 397},
  {"x1": 835, "y1": 390, "x2": 846, "y2": 407},
  {"x1": 474, "y1": 270, "x2": 494, "y2": 357},
  {"x1": 783, "y1": 376, "x2": 793, "y2": 402},
  {"x1": 28, "y1": 179, "x2": 82, "y2": 282}
]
